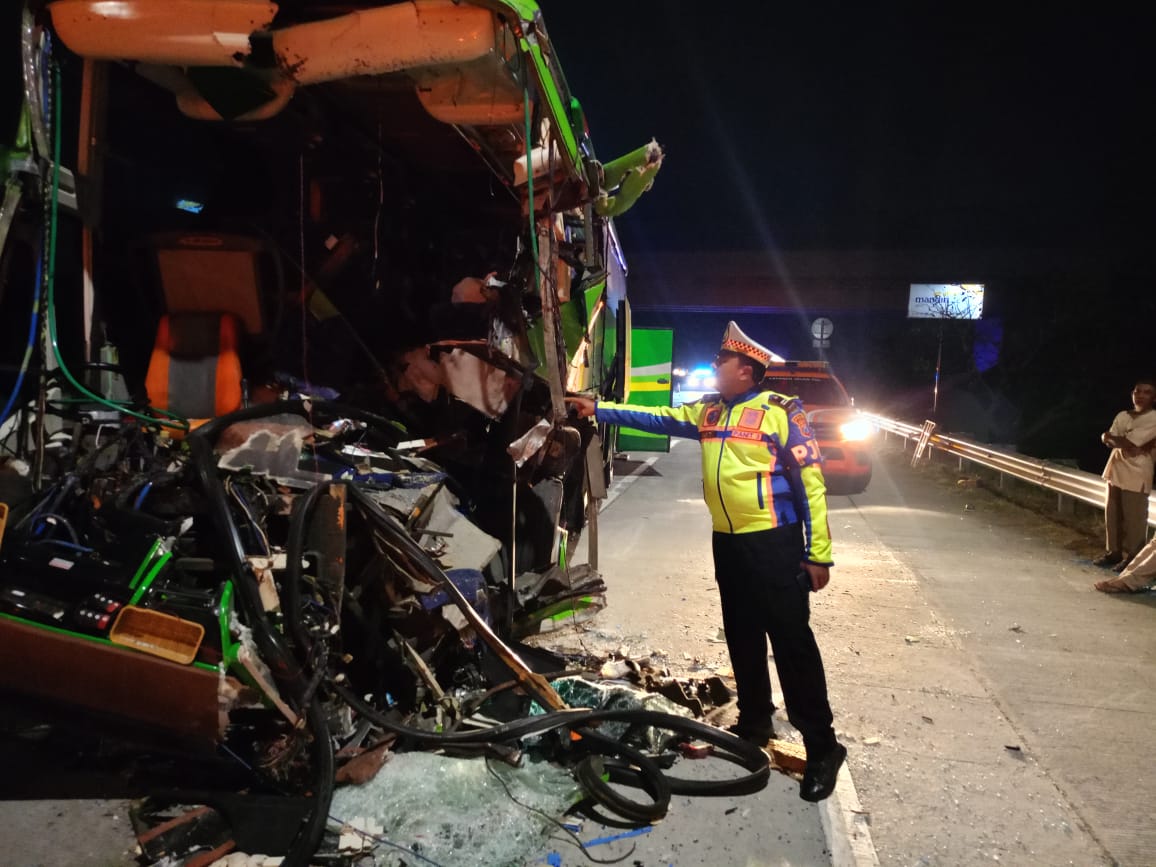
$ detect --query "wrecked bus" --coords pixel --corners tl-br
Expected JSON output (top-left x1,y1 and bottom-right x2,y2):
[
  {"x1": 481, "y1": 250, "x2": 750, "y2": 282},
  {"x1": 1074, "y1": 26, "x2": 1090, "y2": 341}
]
[
  {"x1": 0, "y1": 3, "x2": 771, "y2": 864},
  {"x1": 0, "y1": 1, "x2": 660, "y2": 660}
]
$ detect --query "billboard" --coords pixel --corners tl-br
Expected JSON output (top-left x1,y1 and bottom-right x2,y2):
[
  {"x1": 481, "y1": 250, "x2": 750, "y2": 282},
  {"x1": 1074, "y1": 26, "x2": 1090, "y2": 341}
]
[{"x1": 908, "y1": 283, "x2": 985, "y2": 320}]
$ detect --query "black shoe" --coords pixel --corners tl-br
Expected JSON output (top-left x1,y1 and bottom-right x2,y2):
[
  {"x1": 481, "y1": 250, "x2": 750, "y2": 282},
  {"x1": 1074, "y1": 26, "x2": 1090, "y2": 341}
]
[
  {"x1": 726, "y1": 722, "x2": 775, "y2": 745},
  {"x1": 1093, "y1": 552, "x2": 1123, "y2": 568},
  {"x1": 800, "y1": 743, "x2": 847, "y2": 802},
  {"x1": 1113, "y1": 556, "x2": 1134, "y2": 574}
]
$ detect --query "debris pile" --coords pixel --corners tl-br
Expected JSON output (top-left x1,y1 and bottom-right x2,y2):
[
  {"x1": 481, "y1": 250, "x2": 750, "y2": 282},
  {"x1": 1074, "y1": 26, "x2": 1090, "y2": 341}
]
[{"x1": 0, "y1": 402, "x2": 768, "y2": 865}]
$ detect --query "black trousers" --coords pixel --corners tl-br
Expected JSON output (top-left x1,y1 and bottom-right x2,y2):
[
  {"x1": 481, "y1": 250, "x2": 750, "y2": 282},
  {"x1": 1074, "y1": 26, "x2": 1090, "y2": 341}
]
[{"x1": 713, "y1": 524, "x2": 837, "y2": 757}]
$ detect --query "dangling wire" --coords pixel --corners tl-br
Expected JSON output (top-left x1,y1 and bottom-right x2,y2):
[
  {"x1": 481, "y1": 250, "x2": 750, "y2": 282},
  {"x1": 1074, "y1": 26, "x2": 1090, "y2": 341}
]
[
  {"x1": 298, "y1": 152, "x2": 310, "y2": 390},
  {"x1": 523, "y1": 83, "x2": 540, "y2": 295},
  {"x1": 36, "y1": 56, "x2": 188, "y2": 430},
  {"x1": 372, "y1": 121, "x2": 384, "y2": 295},
  {"x1": 0, "y1": 245, "x2": 43, "y2": 426}
]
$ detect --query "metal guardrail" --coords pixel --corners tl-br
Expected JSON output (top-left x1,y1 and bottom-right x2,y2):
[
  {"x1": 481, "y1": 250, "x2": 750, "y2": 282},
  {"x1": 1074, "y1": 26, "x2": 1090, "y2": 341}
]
[{"x1": 863, "y1": 412, "x2": 1156, "y2": 528}]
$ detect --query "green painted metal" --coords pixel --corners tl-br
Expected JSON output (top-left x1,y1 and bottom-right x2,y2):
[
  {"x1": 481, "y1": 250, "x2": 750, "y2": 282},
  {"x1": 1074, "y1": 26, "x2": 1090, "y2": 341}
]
[
  {"x1": 127, "y1": 538, "x2": 163, "y2": 591},
  {"x1": 595, "y1": 141, "x2": 664, "y2": 218},
  {"x1": 128, "y1": 548, "x2": 173, "y2": 606},
  {"x1": 527, "y1": 294, "x2": 597, "y2": 380},
  {"x1": 583, "y1": 280, "x2": 607, "y2": 384},
  {"x1": 559, "y1": 296, "x2": 586, "y2": 365},
  {"x1": 522, "y1": 41, "x2": 579, "y2": 162},
  {"x1": 488, "y1": 0, "x2": 540, "y2": 20},
  {"x1": 484, "y1": 0, "x2": 581, "y2": 163},
  {"x1": 218, "y1": 580, "x2": 239, "y2": 668},
  {"x1": 617, "y1": 327, "x2": 674, "y2": 453}
]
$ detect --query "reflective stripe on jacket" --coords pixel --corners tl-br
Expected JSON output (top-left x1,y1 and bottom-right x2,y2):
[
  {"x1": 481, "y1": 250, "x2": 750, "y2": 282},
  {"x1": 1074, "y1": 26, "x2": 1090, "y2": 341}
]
[{"x1": 595, "y1": 388, "x2": 833, "y2": 565}]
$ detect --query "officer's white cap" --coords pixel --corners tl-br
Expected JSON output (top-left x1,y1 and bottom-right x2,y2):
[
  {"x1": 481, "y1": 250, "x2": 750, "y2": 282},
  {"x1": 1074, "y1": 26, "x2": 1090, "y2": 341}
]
[{"x1": 719, "y1": 321, "x2": 775, "y2": 367}]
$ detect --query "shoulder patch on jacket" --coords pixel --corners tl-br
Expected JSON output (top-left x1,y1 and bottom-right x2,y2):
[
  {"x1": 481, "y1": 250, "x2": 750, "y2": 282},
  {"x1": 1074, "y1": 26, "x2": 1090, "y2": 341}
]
[
  {"x1": 791, "y1": 410, "x2": 814, "y2": 437},
  {"x1": 761, "y1": 390, "x2": 796, "y2": 409}
]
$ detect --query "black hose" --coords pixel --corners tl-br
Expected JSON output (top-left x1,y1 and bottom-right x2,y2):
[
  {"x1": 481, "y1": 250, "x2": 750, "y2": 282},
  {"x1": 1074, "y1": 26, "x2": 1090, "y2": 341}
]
[
  {"x1": 214, "y1": 422, "x2": 768, "y2": 822},
  {"x1": 572, "y1": 729, "x2": 671, "y2": 824},
  {"x1": 613, "y1": 710, "x2": 770, "y2": 797},
  {"x1": 339, "y1": 482, "x2": 771, "y2": 801},
  {"x1": 281, "y1": 699, "x2": 335, "y2": 867},
  {"x1": 283, "y1": 480, "x2": 329, "y2": 657},
  {"x1": 186, "y1": 434, "x2": 307, "y2": 705},
  {"x1": 332, "y1": 681, "x2": 768, "y2": 784},
  {"x1": 331, "y1": 680, "x2": 591, "y2": 744}
]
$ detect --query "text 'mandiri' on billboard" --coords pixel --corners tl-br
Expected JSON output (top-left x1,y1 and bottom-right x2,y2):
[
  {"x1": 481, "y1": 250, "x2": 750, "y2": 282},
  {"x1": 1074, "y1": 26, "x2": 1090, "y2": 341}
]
[{"x1": 907, "y1": 283, "x2": 985, "y2": 320}]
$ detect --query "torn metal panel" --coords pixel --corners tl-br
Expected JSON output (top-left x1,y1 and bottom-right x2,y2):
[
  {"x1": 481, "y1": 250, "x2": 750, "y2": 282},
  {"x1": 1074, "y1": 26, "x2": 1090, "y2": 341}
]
[
  {"x1": 438, "y1": 346, "x2": 519, "y2": 419},
  {"x1": 0, "y1": 615, "x2": 228, "y2": 743},
  {"x1": 216, "y1": 416, "x2": 329, "y2": 488},
  {"x1": 414, "y1": 52, "x2": 524, "y2": 126},
  {"x1": 234, "y1": 642, "x2": 299, "y2": 727},
  {"x1": 272, "y1": 1, "x2": 497, "y2": 85},
  {"x1": 244, "y1": 554, "x2": 283, "y2": 612},
  {"x1": 415, "y1": 487, "x2": 501, "y2": 571},
  {"x1": 47, "y1": 0, "x2": 279, "y2": 66},
  {"x1": 508, "y1": 418, "x2": 552, "y2": 467},
  {"x1": 595, "y1": 139, "x2": 665, "y2": 218},
  {"x1": 512, "y1": 563, "x2": 607, "y2": 637},
  {"x1": 307, "y1": 482, "x2": 347, "y2": 608},
  {"x1": 585, "y1": 432, "x2": 608, "y2": 500},
  {"x1": 48, "y1": 0, "x2": 501, "y2": 86},
  {"x1": 396, "y1": 346, "x2": 444, "y2": 403}
]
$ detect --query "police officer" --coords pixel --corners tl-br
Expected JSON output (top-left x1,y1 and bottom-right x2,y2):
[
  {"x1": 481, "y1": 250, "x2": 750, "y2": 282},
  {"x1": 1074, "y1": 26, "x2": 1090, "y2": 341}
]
[{"x1": 567, "y1": 321, "x2": 846, "y2": 802}]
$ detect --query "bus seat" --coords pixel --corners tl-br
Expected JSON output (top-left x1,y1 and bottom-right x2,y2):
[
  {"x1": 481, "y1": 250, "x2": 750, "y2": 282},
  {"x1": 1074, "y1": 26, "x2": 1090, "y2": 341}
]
[{"x1": 146, "y1": 312, "x2": 243, "y2": 422}]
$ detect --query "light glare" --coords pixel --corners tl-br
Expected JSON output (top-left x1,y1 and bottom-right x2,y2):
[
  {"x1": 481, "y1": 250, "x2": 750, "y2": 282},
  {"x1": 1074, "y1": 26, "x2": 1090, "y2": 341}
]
[{"x1": 840, "y1": 419, "x2": 874, "y2": 441}]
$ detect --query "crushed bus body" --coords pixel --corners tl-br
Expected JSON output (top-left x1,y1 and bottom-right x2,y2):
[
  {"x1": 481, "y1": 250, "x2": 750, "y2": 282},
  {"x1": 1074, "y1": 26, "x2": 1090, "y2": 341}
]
[{"x1": 0, "y1": 4, "x2": 770, "y2": 866}]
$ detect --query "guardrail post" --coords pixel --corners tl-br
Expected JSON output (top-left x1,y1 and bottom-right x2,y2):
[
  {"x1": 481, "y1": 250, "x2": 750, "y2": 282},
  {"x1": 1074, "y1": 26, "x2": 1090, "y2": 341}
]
[
  {"x1": 911, "y1": 420, "x2": 936, "y2": 467},
  {"x1": 1057, "y1": 492, "x2": 1074, "y2": 516}
]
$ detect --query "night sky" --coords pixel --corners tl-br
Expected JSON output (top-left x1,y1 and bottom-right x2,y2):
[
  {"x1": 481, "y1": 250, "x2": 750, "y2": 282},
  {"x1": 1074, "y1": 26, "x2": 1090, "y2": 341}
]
[
  {"x1": 538, "y1": 3, "x2": 1153, "y2": 256},
  {"x1": 538, "y1": 4, "x2": 1153, "y2": 465}
]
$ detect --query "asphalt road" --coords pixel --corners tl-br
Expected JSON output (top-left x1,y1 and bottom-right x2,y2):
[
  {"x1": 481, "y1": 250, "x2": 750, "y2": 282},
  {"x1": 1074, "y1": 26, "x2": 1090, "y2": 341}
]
[
  {"x1": 820, "y1": 442, "x2": 1154, "y2": 866},
  {"x1": 563, "y1": 438, "x2": 1154, "y2": 866}
]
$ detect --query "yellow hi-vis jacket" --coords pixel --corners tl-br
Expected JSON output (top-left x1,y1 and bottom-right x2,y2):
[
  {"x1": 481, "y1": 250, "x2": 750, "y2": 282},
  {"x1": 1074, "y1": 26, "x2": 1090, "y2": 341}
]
[{"x1": 596, "y1": 388, "x2": 833, "y2": 565}]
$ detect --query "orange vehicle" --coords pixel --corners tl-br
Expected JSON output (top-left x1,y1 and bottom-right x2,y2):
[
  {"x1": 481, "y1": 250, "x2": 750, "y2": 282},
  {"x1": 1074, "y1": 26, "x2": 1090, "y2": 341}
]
[{"x1": 762, "y1": 361, "x2": 874, "y2": 494}]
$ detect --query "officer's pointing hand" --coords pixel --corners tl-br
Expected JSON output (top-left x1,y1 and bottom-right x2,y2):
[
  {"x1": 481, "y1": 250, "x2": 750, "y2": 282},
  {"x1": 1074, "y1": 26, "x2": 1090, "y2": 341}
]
[{"x1": 565, "y1": 396, "x2": 596, "y2": 418}]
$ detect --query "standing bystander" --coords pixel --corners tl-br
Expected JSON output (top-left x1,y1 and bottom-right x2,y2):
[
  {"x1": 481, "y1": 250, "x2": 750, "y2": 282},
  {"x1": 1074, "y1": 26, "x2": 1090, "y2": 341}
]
[
  {"x1": 566, "y1": 322, "x2": 845, "y2": 802},
  {"x1": 1094, "y1": 378, "x2": 1156, "y2": 572}
]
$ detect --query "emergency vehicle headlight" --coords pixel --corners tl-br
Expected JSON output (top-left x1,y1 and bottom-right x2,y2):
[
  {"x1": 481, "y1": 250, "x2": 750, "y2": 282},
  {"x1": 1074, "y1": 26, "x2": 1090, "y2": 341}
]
[
  {"x1": 688, "y1": 366, "x2": 715, "y2": 389},
  {"x1": 840, "y1": 419, "x2": 874, "y2": 441}
]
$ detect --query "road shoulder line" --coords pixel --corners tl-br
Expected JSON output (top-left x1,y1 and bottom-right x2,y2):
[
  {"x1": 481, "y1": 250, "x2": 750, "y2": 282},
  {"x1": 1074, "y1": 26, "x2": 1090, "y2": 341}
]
[{"x1": 820, "y1": 757, "x2": 880, "y2": 866}]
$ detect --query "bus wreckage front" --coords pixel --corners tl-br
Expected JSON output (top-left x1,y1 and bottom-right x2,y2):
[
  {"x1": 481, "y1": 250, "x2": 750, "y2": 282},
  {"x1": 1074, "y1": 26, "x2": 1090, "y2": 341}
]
[{"x1": 0, "y1": 2, "x2": 771, "y2": 864}]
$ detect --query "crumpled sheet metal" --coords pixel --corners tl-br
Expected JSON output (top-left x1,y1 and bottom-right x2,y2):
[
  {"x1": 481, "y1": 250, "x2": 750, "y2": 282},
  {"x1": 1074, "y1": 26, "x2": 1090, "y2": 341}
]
[
  {"x1": 513, "y1": 563, "x2": 606, "y2": 637},
  {"x1": 416, "y1": 486, "x2": 501, "y2": 571},
  {"x1": 216, "y1": 415, "x2": 328, "y2": 488}
]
